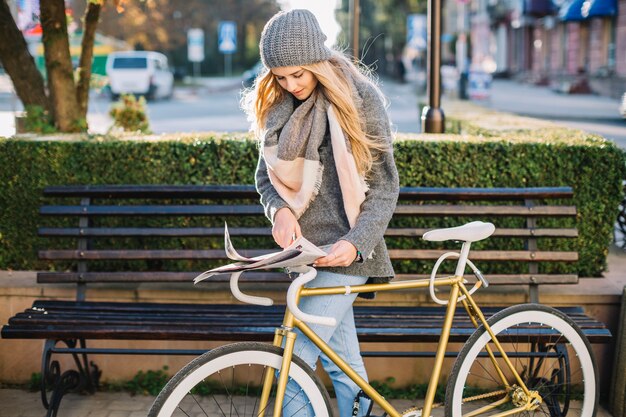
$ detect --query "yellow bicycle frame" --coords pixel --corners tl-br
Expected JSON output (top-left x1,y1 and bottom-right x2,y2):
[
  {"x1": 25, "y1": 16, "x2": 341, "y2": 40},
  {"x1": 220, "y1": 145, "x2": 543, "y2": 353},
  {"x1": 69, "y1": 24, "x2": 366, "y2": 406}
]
[{"x1": 258, "y1": 275, "x2": 537, "y2": 417}]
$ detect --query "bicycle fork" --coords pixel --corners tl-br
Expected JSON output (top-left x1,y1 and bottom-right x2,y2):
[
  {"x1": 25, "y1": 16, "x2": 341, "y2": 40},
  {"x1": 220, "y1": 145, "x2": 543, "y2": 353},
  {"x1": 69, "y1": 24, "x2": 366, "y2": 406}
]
[
  {"x1": 254, "y1": 326, "x2": 290, "y2": 417},
  {"x1": 258, "y1": 305, "x2": 300, "y2": 417}
]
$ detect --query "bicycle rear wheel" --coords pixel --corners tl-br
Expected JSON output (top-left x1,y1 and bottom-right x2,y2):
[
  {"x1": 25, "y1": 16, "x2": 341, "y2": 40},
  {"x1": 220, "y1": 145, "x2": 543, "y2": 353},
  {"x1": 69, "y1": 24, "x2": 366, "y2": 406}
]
[
  {"x1": 149, "y1": 342, "x2": 333, "y2": 417},
  {"x1": 446, "y1": 304, "x2": 598, "y2": 417}
]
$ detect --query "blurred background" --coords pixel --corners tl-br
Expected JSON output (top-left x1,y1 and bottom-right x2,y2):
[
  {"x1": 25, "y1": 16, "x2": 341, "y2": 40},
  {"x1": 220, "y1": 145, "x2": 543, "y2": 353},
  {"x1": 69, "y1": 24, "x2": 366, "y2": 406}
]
[{"x1": 1, "y1": 0, "x2": 624, "y2": 142}]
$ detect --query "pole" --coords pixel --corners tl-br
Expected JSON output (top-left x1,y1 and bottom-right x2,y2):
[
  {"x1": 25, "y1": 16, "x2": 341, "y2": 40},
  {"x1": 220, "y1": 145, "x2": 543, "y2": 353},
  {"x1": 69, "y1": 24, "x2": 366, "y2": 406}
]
[
  {"x1": 350, "y1": 0, "x2": 360, "y2": 60},
  {"x1": 225, "y1": 54, "x2": 232, "y2": 77},
  {"x1": 421, "y1": 0, "x2": 445, "y2": 133},
  {"x1": 194, "y1": 62, "x2": 200, "y2": 80}
]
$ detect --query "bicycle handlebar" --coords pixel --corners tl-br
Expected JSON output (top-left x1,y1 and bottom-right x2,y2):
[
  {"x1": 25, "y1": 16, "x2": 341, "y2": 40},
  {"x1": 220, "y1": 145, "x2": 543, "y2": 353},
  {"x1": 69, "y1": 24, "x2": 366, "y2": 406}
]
[
  {"x1": 286, "y1": 266, "x2": 337, "y2": 327},
  {"x1": 228, "y1": 266, "x2": 337, "y2": 327},
  {"x1": 228, "y1": 250, "x2": 489, "y2": 322},
  {"x1": 229, "y1": 271, "x2": 274, "y2": 306}
]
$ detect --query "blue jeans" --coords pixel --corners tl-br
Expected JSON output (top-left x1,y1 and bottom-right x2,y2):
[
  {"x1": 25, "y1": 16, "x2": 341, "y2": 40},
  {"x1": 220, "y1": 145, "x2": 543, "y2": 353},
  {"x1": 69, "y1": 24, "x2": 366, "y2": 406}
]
[{"x1": 283, "y1": 271, "x2": 371, "y2": 417}]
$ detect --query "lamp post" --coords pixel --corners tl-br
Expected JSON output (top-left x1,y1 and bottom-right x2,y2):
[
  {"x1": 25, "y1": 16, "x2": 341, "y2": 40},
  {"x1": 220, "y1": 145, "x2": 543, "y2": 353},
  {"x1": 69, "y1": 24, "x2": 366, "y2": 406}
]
[{"x1": 421, "y1": 0, "x2": 445, "y2": 133}]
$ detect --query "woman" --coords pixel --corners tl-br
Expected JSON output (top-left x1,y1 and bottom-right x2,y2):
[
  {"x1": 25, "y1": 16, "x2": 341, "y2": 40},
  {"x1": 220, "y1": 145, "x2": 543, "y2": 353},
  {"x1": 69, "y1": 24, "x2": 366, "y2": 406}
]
[{"x1": 243, "y1": 9, "x2": 399, "y2": 417}]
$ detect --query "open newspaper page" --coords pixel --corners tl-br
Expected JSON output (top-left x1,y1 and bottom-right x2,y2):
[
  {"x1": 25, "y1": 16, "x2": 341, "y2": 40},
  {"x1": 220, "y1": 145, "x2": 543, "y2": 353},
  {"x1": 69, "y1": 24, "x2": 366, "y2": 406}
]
[{"x1": 194, "y1": 224, "x2": 330, "y2": 283}]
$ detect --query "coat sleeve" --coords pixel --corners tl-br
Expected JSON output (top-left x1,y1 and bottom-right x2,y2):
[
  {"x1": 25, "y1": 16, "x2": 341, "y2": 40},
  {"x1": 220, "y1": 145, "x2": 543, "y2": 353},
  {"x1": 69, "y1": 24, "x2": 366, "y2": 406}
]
[
  {"x1": 341, "y1": 84, "x2": 400, "y2": 259},
  {"x1": 255, "y1": 151, "x2": 290, "y2": 223}
]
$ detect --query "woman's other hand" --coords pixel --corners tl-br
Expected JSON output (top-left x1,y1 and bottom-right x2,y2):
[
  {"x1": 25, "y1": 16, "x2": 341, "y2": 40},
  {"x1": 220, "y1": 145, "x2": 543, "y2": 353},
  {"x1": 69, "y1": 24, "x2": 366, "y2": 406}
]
[
  {"x1": 314, "y1": 240, "x2": 357, "y2": 267},
  {"x1": 273, "y1": 207, "x2": 301, "y2": 248}
]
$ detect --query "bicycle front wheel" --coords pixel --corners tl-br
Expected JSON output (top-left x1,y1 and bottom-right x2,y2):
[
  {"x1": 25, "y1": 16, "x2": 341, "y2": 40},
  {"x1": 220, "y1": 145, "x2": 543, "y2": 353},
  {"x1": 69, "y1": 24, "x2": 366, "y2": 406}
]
[
  {"x1": 149, "y1": 342, "x2": 333, "y2": 417},
  {"x1": 446, "y1": 304, "x2": 598, "y2": 417}
]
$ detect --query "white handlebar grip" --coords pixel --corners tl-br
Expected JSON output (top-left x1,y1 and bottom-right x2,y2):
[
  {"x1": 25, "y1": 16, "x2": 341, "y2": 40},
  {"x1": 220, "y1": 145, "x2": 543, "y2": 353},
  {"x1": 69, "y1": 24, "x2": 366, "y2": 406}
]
[
  {"x1": 286, "y1": 267, "x2": 337, "y2": 327},
  {"x1": 230, "y1": 271, "x2": 273, "y2": 306}
]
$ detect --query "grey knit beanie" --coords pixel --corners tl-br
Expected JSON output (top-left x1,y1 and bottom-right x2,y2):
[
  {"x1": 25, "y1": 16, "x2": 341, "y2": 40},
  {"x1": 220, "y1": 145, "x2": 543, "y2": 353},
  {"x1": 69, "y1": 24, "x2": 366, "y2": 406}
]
[{"x1": 260, "y1": 9, "x2": 333, "y2": 68}]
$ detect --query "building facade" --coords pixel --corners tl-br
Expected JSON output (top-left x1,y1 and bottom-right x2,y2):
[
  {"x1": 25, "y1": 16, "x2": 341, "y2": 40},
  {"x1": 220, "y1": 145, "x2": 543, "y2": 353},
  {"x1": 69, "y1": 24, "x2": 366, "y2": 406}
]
[{"x1": 447, "y1": 0, "x2": 624, "y2": 98}]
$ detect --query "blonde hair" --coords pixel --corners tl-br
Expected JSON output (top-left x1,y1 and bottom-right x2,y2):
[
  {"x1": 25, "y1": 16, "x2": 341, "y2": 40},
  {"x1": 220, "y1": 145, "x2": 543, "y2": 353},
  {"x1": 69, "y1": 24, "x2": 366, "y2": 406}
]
[{"x1": 243, "y1": 53, "x2": 390, "y2": 176}]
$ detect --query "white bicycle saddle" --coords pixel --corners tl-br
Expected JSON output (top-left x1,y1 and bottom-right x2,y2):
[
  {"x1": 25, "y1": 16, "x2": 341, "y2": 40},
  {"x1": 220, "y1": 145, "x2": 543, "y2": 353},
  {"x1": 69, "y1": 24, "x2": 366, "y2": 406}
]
[{"x1": 423, "y1": 221, "x2": 495, "y2": 242}]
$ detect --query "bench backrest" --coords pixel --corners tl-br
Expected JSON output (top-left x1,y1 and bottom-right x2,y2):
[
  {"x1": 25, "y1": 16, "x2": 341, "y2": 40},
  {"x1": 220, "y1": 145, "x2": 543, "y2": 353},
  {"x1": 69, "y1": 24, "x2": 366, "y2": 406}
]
[{"x1": 38, "y1": 185, "x2": 578, "y2": 302}]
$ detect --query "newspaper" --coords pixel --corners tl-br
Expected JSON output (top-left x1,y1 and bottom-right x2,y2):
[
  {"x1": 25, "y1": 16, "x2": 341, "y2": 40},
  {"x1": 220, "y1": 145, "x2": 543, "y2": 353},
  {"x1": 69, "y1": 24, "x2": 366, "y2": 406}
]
[{"x1": 193, "y1": 224, "x2": 330, "y2": 284}]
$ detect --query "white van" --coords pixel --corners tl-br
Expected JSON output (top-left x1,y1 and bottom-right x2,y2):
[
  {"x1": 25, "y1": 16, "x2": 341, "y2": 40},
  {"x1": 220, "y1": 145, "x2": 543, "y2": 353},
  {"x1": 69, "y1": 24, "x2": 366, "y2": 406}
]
[{"x1": 106, "y1": 51, "x2": 174, "y2": 100}]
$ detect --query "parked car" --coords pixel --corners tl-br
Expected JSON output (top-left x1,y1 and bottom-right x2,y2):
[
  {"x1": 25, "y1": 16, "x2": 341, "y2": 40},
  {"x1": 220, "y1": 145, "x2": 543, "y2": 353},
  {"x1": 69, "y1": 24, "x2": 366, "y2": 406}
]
[
  {"x1": 106, "y1": 51, "x2": 174, "y2": 101},
  {"x1": 620, "y1": 92, "x2": 626, "y2": 119}
]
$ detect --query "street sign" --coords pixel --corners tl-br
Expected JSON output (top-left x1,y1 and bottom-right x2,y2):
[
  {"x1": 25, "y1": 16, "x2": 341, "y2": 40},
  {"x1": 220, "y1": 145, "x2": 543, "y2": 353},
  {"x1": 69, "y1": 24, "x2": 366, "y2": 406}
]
[
  {"x1": 468, "y1": 71, "x2": 492, "y2": 100},
  {"x1": 407, "y1": 14, "x2": 427, "y2": 51},
  {"x1": 218, "y1": 21, "x2": 237, "y2": 54},
  {"x1": 187, "y1": 28, "x2": 205, "y2": 63}
]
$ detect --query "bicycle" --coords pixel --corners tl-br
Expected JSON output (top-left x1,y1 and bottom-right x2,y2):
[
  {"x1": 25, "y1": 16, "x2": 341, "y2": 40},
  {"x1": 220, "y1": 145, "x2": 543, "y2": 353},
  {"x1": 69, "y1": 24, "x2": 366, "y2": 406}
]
[{"x1": 148, "y1": 221, "x2": 598, "y2": 417}]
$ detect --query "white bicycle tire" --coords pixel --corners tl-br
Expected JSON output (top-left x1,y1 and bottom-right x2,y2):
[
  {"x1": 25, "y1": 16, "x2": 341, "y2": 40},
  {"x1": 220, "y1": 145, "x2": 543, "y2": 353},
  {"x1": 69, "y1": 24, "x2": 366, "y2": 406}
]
[
  {"x1": 149, "y1": 342, "x2": 332, "y2": 417},
  {"x1": 447, "y1": 304, "x2": 597, "y2": 417}
]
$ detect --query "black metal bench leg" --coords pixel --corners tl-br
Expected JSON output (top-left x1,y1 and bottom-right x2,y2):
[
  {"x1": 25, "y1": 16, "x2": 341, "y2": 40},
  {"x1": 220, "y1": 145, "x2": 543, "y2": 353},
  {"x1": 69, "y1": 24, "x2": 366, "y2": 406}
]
[{"x1": 41, "y1": 339, "x2": 101, "y2": 417}]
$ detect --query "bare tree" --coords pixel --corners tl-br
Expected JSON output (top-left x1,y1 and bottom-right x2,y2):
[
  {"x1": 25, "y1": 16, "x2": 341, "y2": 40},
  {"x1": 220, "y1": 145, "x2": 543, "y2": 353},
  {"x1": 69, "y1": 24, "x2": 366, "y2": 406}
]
[{"x1": 0, "y1": 0, "x2": 109, "y2": 132}]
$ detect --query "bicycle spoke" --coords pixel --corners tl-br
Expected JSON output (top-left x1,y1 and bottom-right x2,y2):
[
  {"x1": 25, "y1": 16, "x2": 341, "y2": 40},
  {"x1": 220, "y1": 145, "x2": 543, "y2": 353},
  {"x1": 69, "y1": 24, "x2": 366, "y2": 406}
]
[
  {"x1": 175, "y1": 406, "x2": 192, "y2": 417},
  {"x1": 211, "y1": 395, "x2": 229, "y2": 417},
  {"x1": 190, "y1": 392, "x2": 209, "y2": 417}
]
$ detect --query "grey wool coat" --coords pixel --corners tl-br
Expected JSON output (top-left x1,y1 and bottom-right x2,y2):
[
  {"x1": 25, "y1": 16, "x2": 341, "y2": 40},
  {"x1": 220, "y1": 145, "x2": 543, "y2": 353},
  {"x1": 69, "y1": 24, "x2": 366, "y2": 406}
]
[{"x1": 255, "y1": 78, "x2": 400, "y2": 284}]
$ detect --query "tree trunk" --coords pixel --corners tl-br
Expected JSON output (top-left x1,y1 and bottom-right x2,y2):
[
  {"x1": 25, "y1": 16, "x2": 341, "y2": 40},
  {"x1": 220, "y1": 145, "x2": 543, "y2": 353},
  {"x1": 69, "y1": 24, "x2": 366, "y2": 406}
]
[
  {"x1": 0, "y1": 0, "x2": 50, "y2": 113},
  {"x1": 40, "y1": 0, "x2": 83, "y2": 132},
  {"x1": 76, "y1": 1, "x2": 102, "y2": 119}
]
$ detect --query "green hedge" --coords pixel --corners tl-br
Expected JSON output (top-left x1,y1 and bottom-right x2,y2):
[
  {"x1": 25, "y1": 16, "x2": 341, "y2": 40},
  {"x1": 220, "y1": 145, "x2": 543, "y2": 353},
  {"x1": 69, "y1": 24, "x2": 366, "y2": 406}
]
[{"x1": 0, "y1": 128, "x2": 624, "y2": 277}]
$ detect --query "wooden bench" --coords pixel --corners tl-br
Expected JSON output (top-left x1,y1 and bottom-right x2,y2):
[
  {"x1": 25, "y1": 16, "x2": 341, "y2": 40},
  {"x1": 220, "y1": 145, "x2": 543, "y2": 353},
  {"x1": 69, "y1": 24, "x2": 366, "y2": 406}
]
[{"x1": 0, "y1": 184, "x2": 612, "y2": 416}]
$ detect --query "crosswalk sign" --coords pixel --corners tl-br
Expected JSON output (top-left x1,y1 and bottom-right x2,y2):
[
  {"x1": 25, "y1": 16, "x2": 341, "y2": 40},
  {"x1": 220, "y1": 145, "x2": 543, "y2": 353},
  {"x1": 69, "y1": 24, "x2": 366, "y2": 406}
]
[{"x1": 218, "y1": 21, "x2": 237, "y2": 54}]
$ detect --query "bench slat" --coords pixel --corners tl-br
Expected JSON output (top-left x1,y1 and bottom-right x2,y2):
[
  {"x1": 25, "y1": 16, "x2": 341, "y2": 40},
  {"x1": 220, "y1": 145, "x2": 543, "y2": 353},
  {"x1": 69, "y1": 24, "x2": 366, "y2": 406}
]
[
  {"x1": 4, "y1": 325, "x2": 609, "y2": 343},
  {"x1": 14, "y1": 309, "x2": 605, "y2": 328},
  {"x1": 40, "y1": 205, "x2": 264, "y2": 216},
  {"x1": 37, "y1": 271, "x2": 287, "y2": 283},
  {"x1": 38, "y1": 227, "x2": 271, "y2": 237},
  {"x1": 394, "y1": 205, "x2": 576, "y2": 216},
  {"x1": 25, "y1": 301, "x2": 589, "y2": 317},
  {"x1": 39, "y1": 227, "x2": 578, "y2": 238},
  {"x1": 38, "y1": 249, "x2": 579, "y2": 262},
  {"x1": 42, "y1": 185, "x2": 573, "y2": 200},
  {"x1": 398, "y1": 186, "x2": 574, "y2": 201},
  {"x1": 37, "y1": 271, "x2": 579, "y2": 285},
  {"x1": 388, "y1": 250, "x2": 578, "y2": 262},
  {"x1": 40, "y1": 204, "x2": 577, "y2": 217},
  {"x1": 38, "y1": 249, "x2": 264, "y2": 260}
]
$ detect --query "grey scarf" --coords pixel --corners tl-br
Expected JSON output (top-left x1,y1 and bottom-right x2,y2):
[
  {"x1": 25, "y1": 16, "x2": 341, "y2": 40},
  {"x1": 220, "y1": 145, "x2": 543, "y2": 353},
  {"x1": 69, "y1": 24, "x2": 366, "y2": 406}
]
[{"x1": 261, "y1": 87, "x2": 367, "y2": 227}]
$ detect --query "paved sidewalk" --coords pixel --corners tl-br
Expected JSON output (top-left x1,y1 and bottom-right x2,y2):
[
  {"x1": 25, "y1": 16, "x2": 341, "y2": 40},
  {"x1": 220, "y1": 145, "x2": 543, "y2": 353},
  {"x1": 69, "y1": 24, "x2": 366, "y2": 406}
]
[
  {"x1": 0, "y1": 388, "x2": 426, "y2": 417},
  {"x1": 0, "y1": 388, "x2": 614, "y2": 417}
]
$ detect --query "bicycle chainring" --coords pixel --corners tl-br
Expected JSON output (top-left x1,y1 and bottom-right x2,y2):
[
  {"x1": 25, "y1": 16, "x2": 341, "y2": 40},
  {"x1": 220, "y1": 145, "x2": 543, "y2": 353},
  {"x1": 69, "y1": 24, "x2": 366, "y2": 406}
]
[{"x1": 401, "y1": 407, "x2": 422, "y2": 417}]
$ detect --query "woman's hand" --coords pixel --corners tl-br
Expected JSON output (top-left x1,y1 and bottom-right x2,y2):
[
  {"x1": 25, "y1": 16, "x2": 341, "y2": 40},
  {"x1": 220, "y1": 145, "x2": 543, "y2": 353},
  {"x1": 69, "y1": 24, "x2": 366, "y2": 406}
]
[
  {"x1": 314, "y1": 240, "x2": 358, "y2": 267},
  {"x1": 273, "y1": 207, "x2": 301, "y2": 248}
]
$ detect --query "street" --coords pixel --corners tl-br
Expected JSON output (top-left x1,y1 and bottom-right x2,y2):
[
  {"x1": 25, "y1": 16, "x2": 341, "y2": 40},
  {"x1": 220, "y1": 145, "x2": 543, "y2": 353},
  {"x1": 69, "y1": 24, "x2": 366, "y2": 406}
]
[
  {"x1": 1, "y1": 75, "x2": 625, "y2": 147},
  {"x1": 482, "y1": 79, "x2": 626, "y2": 148}
]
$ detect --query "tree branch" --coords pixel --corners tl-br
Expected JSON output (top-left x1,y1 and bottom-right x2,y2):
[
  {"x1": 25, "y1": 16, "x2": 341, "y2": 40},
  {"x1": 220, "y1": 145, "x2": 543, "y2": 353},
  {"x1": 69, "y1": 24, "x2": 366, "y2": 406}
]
[
  {"x1": 76, "y1": 0, "x2": 103, "y2": 118},
  {"x1": 0, "y1": 0, "x2": 50, "y2": 113}
]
